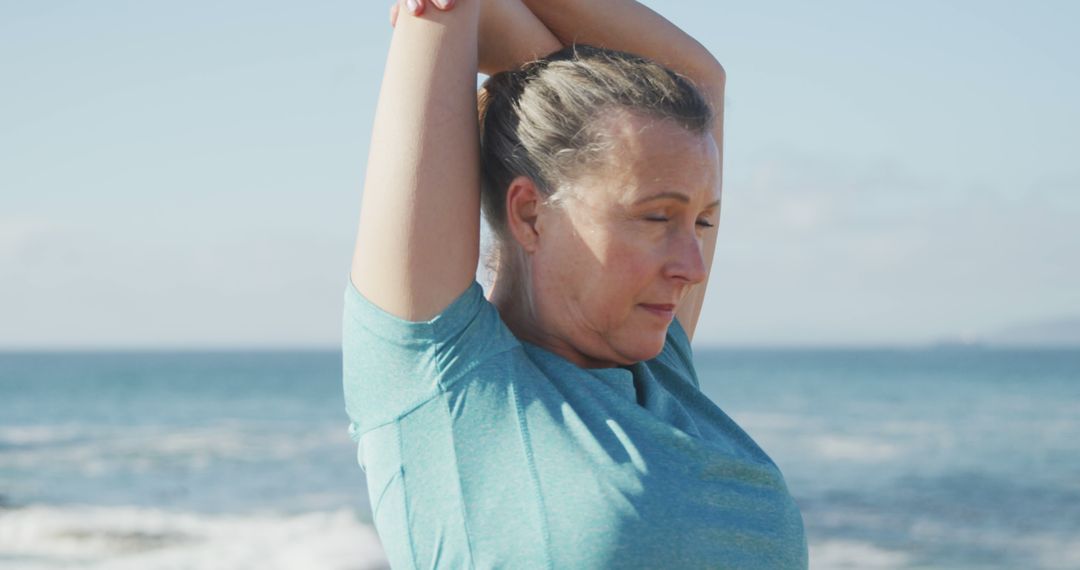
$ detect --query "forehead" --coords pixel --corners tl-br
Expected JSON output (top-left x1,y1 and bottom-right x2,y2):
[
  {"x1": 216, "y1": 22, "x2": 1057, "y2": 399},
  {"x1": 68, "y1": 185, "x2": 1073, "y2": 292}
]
[{"x1": 577, "y1": 111, "x2": 720, "y2": 206}]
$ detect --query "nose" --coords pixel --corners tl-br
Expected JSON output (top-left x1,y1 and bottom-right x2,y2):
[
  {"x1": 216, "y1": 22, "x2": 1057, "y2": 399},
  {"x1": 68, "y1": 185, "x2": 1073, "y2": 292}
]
[{"x1": 664, "y1": 231, "x2": 707, "y2": 285}]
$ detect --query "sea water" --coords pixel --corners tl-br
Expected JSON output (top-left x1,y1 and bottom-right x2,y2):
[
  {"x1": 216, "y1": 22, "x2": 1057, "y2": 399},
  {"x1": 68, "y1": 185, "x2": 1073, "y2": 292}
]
[{"x1": 1, "y1": 348, "x2": 1078, "y2": 569}]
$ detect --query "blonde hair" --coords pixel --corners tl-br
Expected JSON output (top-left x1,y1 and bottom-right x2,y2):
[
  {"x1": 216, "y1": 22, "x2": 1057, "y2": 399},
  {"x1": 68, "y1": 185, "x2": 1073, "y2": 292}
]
[{"x1": 478, "y1": 44, "x2": 714, "y2": 243}]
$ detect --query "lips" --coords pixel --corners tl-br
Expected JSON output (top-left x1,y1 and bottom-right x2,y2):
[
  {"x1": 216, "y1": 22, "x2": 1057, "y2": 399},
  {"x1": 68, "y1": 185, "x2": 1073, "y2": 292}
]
[{"x1": 640, "y1": 303, "x2": 676, "y2": 319}]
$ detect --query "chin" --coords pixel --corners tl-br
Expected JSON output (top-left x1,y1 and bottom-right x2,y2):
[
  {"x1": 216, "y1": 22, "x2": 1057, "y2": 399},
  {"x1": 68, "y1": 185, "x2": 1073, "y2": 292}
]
[{"x1": 619, "y1": 336, "x2": 666, "y2": 364}]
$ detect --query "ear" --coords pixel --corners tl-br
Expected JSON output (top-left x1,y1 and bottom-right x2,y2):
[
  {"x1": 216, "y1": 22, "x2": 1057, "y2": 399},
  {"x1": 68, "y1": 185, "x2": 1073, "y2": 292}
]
[{"x1": 505, "y1": 176, "x2": 544, "y2": 253}]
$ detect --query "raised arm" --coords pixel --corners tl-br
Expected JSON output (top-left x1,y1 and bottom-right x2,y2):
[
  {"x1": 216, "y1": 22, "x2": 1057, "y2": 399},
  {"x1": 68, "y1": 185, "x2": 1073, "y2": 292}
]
[
  {"x1": 521, "y1": 0, "x2": 726, "y2": 341},
  {"x1": 351, "y1": 2, "x2": 483, "y2": 321},
  {"x1": 355, "y1": 0, "x2": 561, "y2": 321},
  {"x1": 477, "y1": 0, "x2": 562, "y2": 75}
]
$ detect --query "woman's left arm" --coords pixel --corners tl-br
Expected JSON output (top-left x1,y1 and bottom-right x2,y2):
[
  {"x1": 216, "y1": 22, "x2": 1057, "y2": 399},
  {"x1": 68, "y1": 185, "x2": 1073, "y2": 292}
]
[{"x1": 520, "y1": 0, "x2": 725, "y2": 342}]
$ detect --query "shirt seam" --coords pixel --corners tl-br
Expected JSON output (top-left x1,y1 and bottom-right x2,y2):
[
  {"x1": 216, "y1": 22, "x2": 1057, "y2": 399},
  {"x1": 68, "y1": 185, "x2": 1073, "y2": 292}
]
[
  {"x1": 426, "y1": 339, "x2": 517, "y2": 569},
  {"x1": 374, "y1": 342, "x2": 516, "y2": 569},
  {"x1": 352, "y1": 342, "x2": 520, "y2": 440},
  {"x1": 510, "y1": 376, "x2": 554, "y2": 570},
  {"x1": 442, "y1": 391, "x2": 478, "y2": 569},
  {"x1": 351, "y1": 391, "x2": 444, "y2": 440},
  {"x1": 397, "y1": 420, "x2": 419, "y2": 570}
]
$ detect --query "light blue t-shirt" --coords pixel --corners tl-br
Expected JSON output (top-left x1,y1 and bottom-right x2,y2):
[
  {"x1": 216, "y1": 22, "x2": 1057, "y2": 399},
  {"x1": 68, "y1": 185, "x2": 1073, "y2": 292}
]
[{"x1": 342, "y1": 277, "x2": 807, "y2": 569}]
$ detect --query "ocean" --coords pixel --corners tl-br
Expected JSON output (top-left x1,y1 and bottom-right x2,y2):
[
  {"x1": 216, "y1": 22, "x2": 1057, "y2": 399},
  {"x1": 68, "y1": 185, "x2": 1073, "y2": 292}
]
[{"x1": 1, "y1": 348, "x2": 1078, "y2": 569}]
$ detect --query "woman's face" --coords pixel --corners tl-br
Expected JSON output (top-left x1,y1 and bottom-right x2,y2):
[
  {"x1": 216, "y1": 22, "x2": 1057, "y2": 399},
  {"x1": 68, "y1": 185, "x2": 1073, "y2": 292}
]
[{"x1": 528, "y1": 113, "x2": 720, "y2": 367}]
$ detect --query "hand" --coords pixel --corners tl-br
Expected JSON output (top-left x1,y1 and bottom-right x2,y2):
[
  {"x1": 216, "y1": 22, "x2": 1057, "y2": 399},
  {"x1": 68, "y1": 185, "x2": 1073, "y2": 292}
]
[{"x1": 390, "y1": 0, "x2": 457, "y2": 26}]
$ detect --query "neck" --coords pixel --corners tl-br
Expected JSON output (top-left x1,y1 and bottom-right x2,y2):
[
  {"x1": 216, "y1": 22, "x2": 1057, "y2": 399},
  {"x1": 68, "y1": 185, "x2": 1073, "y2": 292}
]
[
  {"x1": 488, "y1": 266, "x2": 540, "y2": 346},
  {"x1": 489, "y1": 265, "x2": 619, "y2": 369}
]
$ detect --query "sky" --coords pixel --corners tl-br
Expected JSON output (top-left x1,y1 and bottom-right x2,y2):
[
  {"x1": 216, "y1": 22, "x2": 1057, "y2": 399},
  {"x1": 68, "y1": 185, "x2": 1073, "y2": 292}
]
[{"x1": 1, "y1": 0, "x2": 1078, "y2": 349}]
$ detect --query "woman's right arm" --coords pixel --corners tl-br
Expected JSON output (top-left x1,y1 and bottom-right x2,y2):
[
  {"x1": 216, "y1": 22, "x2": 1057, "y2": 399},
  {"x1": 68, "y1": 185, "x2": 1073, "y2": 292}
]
[{"x1": 351, "y1": 1, "x2": 483, "y2": 321}]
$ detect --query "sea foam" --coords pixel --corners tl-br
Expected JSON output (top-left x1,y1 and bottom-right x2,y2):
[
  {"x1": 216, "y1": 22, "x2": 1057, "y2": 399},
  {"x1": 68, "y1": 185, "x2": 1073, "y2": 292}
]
[
  {"x1": 811, "y1": 539, "x2": 910, "y2": 569},
  {"x1": 0, "y1": 505, "x2": 387, "y2": 570}
]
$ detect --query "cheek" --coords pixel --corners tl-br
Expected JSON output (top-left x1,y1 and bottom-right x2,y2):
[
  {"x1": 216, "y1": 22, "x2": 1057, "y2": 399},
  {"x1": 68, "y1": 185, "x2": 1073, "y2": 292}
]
[
  {"x1": 589, "y1": 238, "x2": 659, "y2": 309},
  {"x1": 538, "y1": 217, "x2": 661, "y2": 323},
  {"x1": 604, "y1": 237, "x2": 660, "y2": 286},
  {"x1": 533, "y1": 225, "x2": 599, "y2": 305}
]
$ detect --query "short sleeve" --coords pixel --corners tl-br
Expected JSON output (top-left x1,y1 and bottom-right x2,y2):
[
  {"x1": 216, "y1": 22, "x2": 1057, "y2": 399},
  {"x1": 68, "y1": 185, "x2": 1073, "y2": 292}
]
[
  {"x1": 341, "y1": 275, "x2": 519, "y2": 437},
  {"x1": 651, "y1": 316, "x2": 701, "y2": 390}
]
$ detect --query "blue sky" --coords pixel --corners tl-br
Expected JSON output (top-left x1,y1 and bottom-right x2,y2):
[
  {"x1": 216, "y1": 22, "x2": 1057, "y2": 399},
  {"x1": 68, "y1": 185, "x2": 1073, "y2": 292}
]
[{"x1": 2, "y1": 1, "x2": 1077, "y2": 348}]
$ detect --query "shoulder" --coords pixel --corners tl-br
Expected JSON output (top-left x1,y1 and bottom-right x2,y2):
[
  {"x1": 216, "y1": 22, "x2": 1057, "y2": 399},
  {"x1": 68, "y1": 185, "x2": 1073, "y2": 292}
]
[
  {"x1": 343, "y1": 275, "x2": 521, "y2": 434},
  {"x1": 344, "y1": 275, "x2": 489, "y2": 342}
]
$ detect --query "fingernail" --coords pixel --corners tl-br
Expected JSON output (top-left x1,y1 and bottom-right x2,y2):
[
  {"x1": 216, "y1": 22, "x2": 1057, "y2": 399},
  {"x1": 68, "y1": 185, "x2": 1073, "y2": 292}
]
[{"x1": 406, "y1": 0, "x2": 419, "y2": 14}]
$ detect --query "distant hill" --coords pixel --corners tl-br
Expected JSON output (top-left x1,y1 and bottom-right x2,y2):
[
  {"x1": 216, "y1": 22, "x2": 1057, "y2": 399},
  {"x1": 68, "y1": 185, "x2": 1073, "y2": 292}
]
[{"x1": 985, "y1": 317, "x2": 1080, "y2": 347}]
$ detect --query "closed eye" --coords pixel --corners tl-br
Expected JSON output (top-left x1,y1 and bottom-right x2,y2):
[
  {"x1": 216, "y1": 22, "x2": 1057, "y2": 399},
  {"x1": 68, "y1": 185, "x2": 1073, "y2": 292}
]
[{"x1": 644, "y1": 215, "x2": 714, "y2": 228}]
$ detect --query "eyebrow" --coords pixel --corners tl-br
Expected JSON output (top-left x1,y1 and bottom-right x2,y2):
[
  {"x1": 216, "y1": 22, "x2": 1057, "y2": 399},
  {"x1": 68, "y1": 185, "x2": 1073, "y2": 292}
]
[{"x1": 633, "y1": 191, "x2": 721, "y2": 210}]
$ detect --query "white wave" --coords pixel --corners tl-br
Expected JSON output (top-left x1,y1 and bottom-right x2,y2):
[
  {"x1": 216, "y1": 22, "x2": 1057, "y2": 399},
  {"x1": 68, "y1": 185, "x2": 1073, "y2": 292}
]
[
  {"x1": 0, "y1": 505, "x2": 387, "y2": 570},
  {"x1": 1040, "y1": 536, "x2": 1080, "y2": 569},
  {"x1": 0, "y1": 424, "x2": 352, "y2": 474},
  {"x1": 810, "y1": 435, "x2": 903, "y2": 461},
  {"x1": 874, "y1": 419, "x2": 948, "y2": 437},
  {"x1": 911, "y1": 519, "x2": 1080, "y2": 569},
  {"x1": 0, "y1": 425, "x2": 86, "y2": 446},
  {"x1": 811, "y1": 539, "x2": 909, "y2": 569}
]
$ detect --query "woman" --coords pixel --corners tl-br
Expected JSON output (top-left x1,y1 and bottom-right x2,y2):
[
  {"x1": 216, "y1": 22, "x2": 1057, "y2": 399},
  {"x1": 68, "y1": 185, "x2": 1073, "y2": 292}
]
[{"x1": 343, "y1": 0, "x2": 807, "y2": 567}]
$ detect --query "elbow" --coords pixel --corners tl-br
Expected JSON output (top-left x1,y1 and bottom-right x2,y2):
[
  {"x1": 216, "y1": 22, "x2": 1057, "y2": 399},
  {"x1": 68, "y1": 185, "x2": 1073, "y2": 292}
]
[
  {"x1": 687, "y1": 42, "x2": 725, "y2": 90},
  {"x1": 693, "y1": 60, "x2": 725, "y2": 114},
  {"x1": 703, "y1": 60, "x2": 726, "y2": 93}
]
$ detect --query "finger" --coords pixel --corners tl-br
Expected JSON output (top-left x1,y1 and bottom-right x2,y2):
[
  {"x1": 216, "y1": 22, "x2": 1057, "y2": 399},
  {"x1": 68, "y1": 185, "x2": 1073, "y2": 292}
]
[
  {"x1": 405, "y1": 0, "x2": 424, "y2": 16},
  {"x1": 389, "y1": 3, "x2": 399, "y2": 27}
]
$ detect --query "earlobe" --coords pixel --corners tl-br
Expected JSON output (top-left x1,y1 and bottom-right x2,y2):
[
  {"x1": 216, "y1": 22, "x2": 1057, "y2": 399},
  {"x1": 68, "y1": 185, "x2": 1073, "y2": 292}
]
[{"x1": 505, "y1": 176, "x2": 542, "y2": 253}]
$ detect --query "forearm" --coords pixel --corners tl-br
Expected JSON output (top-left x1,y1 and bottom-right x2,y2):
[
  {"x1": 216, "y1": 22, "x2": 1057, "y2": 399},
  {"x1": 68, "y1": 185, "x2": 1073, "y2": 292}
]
[
  {"x1": 479, "y1": 0, "x2": 562, "y2": 74},
  {"x1": 521, "y1": 0, "x2": 725, "y2": 97}
]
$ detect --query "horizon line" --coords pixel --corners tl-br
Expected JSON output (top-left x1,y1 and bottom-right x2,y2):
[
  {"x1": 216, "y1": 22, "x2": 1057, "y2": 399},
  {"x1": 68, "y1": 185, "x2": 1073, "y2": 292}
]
[{"x1": 3, "y1": 342, "x2": 1080, "y2": 354}]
